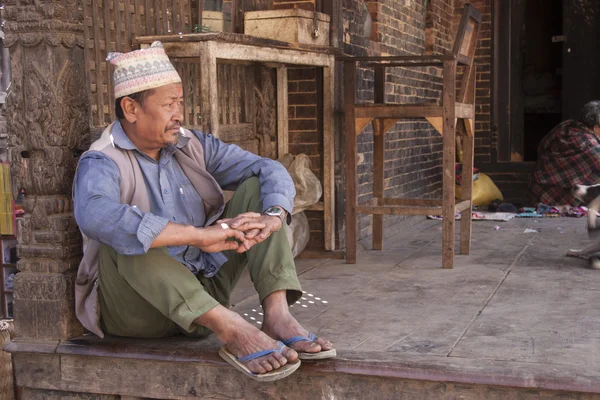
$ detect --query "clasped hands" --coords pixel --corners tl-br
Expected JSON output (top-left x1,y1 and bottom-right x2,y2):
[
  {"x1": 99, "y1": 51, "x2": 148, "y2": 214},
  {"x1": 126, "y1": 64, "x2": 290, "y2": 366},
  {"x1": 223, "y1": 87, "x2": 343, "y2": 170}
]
[{"x1": 194, "y1": 212, "x2": 283, "y2": 254}]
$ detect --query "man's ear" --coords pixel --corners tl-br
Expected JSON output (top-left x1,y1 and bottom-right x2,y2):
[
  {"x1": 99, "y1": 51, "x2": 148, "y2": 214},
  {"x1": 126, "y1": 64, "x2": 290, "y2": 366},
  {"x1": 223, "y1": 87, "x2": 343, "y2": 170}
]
[{"x1": 121, "y1": 97, "x2": 138, "y2": 123}]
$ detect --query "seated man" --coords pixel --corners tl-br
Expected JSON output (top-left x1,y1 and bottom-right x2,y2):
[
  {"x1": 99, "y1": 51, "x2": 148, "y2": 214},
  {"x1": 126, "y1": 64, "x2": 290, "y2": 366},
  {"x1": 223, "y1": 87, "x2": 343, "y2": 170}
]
[
  {"x1": 73, "y1": 42, "x2": 334, "y2": 382},
  {"x1": 530, "y1": 101, "x2": 600, "y2": 207}
]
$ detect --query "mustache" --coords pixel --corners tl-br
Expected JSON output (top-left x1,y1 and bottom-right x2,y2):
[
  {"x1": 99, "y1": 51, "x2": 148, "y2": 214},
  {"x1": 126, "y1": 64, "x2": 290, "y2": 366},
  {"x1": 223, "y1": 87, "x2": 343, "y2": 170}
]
[{"x1": 165, "y1": 123, "x2": 181, "y2": 132}]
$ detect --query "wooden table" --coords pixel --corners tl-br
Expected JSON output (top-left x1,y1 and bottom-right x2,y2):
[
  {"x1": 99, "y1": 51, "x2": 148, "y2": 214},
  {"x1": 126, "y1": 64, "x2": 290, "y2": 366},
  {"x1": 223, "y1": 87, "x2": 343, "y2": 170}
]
[{"x1": 137, "y1": 33, "x2": 337, "y2": 251}]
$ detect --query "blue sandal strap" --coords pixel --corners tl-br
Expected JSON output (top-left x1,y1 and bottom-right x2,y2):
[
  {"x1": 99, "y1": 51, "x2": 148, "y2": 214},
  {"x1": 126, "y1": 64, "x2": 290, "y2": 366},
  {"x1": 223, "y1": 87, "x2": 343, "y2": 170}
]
[
  {"x1": 282, "y1": 332, "x2": 317, "y2": 346},
  {"x1": 237, "y1": 341, "x2": 285, "y2": 363}
]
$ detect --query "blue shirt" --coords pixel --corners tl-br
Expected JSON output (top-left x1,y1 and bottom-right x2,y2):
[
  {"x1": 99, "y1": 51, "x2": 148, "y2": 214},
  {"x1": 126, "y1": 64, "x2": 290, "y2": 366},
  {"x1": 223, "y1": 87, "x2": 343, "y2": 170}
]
[{"x1": 73, "y1": 121, "x2": 295, "y2": 277}]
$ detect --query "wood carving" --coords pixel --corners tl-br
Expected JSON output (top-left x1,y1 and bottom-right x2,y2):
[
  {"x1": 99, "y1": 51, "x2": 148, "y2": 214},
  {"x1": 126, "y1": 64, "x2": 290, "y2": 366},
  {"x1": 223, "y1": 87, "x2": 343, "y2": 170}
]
[{"x1": 4, "y1": 0, "x2": 88, "y2": 340}]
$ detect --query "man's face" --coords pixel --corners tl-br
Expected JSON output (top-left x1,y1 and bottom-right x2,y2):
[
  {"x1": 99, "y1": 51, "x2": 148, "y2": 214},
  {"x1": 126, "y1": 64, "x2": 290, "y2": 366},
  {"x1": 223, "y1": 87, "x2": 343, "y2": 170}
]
[{"x1": 134, "y1": 83, "x2": 184, "y2": 149}]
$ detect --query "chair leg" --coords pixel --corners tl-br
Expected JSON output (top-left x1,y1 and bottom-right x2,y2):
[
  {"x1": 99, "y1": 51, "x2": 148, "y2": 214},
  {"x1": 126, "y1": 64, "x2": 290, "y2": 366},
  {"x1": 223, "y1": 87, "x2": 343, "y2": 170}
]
[
  {"x1": 442, "y1": 60, "x2": 457, "y2": 269},
  {"x1": 344, "y1": 61, "x2": 358, "y2": 264},
  {"x1": 460, "y1": 128, "x2": 474, "y2": 255},
  {"x1": 373, "y1": 122, "x2": 385, "y2": 251}
]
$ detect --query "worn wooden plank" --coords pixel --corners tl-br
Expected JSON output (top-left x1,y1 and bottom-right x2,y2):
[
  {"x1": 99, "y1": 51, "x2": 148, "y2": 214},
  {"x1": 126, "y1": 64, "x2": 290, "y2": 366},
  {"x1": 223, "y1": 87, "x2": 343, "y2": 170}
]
[
  {"x1": 425, "y1": 117, "x2": 444, "y2": 135},
  {"x1": 464, "y1": 118, "x2": 474, "y2": 137},
  {"x1": 372, "y1": 119, "x2": 398, "y2": 136},
  {"x1": 338, "y1": 55, "x2": 454, "y2": 62},
  {"x1": 455, "y1": 103, "x2": 474, "y2": 119},
  {"x1": 455, "y1": 200, "x2": 471, "y2": 214},
  {"x1": 382, "y1": 198, "x2": 442, "y2": 207},
  {"x1": 103, "y1": 0, "x2": 113, "y2": 122},
  {"x1": 366, "y1": 62, "x2": 444, "y2": 68},
  {"x1": 356, "y1": 206, "x2": 442, "y2": 216},
  {"x1": 460, "y1": 69, "x2": 476, "y2": 255},
  {"x1": 114, "y1": 0, "x2": 122, "y2": 50},
  {"x1": 344, "y1": 61, "x2": 357, "y2": 264},
  {"x1": 460, "y1": 134, "x2": 474, "y2": 255},
  {"x1": 442, "y1": 59, "x2": 457, "y2": 269},
  {"x1": 372, "y1": 66, "x2": 385, "y2": 251},
  {"x1": 277, "y1": 66, "x2": 289, "y2": 158},
  {"x1": 152, "y1": 39, "x2": 334, "y2": 65},
  {"x1": 355, "y1": 117, "x2": 374, "y2": 135},
  {"x1": 323, "y1": 62, "x2": 336, "y2": 251},
  {"x1": 355, "y1": 104, "x2": 442, "y2": 119},
  {"x1": 218, "y1": 123, "x2": 254, "y2": 142},
  {"x1": 199, "y1": 41, "x2": 219, "y2": 136}
]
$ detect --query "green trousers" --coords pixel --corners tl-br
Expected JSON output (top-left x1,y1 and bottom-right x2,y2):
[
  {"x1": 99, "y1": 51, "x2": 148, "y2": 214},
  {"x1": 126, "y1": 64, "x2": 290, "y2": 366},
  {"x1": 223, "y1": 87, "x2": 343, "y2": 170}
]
[{"x1": 98, "y1": 177, "x2": 302, "y2": 338}]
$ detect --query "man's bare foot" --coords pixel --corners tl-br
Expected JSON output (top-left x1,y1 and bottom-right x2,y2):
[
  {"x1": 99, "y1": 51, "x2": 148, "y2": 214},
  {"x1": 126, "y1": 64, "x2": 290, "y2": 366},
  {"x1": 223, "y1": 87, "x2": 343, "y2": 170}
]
[
  {"x1": 261, "y1": 291, "x2": 333, "y2": 355},
  {"x1": 195, "y1": 306, "x2": 298, "y2": 374}
]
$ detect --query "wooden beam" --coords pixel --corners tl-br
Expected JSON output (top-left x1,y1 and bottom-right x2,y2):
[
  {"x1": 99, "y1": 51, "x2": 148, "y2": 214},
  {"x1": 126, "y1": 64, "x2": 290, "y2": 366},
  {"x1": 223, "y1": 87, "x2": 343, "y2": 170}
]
[
  {"x1": 355, "y1": 205, "x2": 443, "y2": 216},
  {"x1": 366, "y1": 62, "x2": 444, "y2": 68},
  {"x1": 355, "y1": 117, "x2": 374, "y2": 135},
  {"x1": 355, "y1": 104, "x2": 442, "y2": 119},
  {"x1": 460, "y1": 134, "x2": 474, "y2": 255},
  {"x1": 338, "y1": 55, "x2": 455, "y2": 62},
  {"x1": 277, "y1": 66, "x2": 289, "y2": 159},
  {"x1": 442, "y1": 59, "x2": 457, "y2": 269},
  {"x1": 464, "y1": 118, "x2": 475, "y2": 137},
  {"x1": 455, "y1": 200, "x2": 471, "y2": 213},
  {"x1": 426, "y1": 117, "x2": 444, "y2": 135},
  {"x1": 455, "y1": 102, "x2": 475, "y2": 119},
  {"x1": 159, "y1": 41, "x2": 334, "y2": 66},
  {"x1": 382, "y1": 198, "x2": 442, "y2": 207},
  {"x1": 372, "y1": 66, "x2": 385, "y2": 251},
  {"x1": 344, "y1": 61, "x2": 358, "y2": 264},
  {"x1": 372, "y1": 119, "x2": 399, "y2": 136},
  {"x1": 323, "y1": 62, "x2": 336, "y2": 251},
  {"x1": 199, "y1": 41, "x2": 219, "y2": 135}
]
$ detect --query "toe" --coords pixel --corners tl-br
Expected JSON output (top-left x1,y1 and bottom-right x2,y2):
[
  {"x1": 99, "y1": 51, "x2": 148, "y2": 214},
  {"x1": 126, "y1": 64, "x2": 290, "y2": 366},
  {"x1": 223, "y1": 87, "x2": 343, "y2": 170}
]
[
  {"x1": 260, "y1": 359, "x2": 274, "y2": 372},
  {"x1": 274, "y1": 352, "x2": 288, "y2": 366},
  {"x1": 294, "y1": 340, "x2": 321, "y2": 354},
  {"x1": 268, "y1": 355, "x2": 281, "y2": 370},
  {"x1": 249, "y1": 360, "x2": 267, "y2": 375},
  {"x1": 282, "y1": 346, "x2": 299, "y2": 361},
  {"x1": 316, "y1": 337, "x2": 333, "y2": 351}
]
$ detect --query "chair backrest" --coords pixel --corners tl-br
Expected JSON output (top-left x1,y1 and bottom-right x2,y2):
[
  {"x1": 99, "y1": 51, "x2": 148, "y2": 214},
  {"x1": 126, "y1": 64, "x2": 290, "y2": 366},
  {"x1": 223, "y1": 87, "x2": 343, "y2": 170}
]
[
  {"x1": 452, "y1": 4, "x2": 483, "y2": 104},
  {"x1": 452, "y1": 4, "x2": 483, "y2": 66}
]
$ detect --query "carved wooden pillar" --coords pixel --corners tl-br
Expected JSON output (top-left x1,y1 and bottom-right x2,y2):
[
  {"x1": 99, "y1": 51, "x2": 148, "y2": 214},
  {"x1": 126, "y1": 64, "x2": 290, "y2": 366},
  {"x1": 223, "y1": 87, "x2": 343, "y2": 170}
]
[{"x1": 4, "y1": 0, "x2": 88, "y2": 340}]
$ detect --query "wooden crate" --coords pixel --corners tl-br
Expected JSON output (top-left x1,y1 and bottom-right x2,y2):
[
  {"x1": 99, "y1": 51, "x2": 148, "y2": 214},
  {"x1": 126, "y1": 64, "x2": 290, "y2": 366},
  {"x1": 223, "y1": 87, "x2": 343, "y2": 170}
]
[{"x1": 244, "y1": 9, "x2": 330, "y2": 46}]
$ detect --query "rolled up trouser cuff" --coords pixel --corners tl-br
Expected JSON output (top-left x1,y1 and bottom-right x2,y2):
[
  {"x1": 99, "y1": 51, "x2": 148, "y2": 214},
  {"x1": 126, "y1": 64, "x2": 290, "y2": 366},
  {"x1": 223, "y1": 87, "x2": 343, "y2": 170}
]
[
  {"x1": 171, "y1": 290, "x2": 220, "y2": 333},
  {"x1": 255, "y1": 271, "x2": 303, "y2": 306}
]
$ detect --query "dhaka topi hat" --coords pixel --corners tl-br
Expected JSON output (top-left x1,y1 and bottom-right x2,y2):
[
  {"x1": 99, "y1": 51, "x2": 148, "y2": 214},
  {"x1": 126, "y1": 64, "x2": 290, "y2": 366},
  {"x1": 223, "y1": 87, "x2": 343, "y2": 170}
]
[{"x1": 107, "y1": 41, "x2": 182, "y2": 99}]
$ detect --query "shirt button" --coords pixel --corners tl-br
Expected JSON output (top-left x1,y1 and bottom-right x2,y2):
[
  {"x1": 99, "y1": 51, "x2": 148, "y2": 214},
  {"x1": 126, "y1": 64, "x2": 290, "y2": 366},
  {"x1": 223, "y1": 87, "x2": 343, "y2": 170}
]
[{"x1": 163, "y1": 189, "x2": 169, "y2": 194}]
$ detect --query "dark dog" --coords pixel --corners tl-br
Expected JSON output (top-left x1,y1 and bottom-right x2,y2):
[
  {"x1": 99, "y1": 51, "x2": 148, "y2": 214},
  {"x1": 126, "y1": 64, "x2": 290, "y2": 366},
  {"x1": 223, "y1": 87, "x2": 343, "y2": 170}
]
[{"x1": 567, "y1": 184, "x2": 600, "y2": 269}]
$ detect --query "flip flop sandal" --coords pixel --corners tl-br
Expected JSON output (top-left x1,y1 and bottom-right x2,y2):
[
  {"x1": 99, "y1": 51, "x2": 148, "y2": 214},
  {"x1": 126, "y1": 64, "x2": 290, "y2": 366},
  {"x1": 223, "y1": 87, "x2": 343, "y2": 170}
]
[
  {"x1": 283, "y1": 332, "x2": 337, "y2": 360},
  {"x1": 219, "y1": 342, "x2": 300, "y2": 382},
  {"x1": 219, "y1": 341, "x2": 301, "y2": 382}
]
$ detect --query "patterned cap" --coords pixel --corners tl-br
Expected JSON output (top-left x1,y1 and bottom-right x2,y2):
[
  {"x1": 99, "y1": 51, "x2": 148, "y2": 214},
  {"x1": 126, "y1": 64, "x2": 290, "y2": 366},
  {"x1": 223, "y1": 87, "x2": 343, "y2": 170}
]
[{"x1": 107, "y1": 41, "x2": 182, "y2": 98}]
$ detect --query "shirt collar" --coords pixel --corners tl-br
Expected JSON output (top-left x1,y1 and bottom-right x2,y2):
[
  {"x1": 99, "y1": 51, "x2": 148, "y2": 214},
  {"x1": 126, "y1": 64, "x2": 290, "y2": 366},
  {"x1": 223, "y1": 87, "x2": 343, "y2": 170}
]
[{"x1": 112, "y1": 120, "x2": 191, "y2": 152}]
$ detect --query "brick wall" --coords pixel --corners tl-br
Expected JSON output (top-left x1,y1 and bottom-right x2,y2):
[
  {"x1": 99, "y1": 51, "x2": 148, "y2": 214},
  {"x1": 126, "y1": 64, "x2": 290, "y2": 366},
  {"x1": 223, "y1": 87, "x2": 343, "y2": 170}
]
[{"x1": 342, "y1": 0, "x2": 455, "y2": 242}]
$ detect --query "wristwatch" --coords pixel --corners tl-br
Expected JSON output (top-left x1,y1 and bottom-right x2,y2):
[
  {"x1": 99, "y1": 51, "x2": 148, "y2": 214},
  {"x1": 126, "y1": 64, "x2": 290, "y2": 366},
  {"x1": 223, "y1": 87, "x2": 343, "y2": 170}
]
[{"x1": 263, "y1": 206, "x2": 286, "y2": 225}]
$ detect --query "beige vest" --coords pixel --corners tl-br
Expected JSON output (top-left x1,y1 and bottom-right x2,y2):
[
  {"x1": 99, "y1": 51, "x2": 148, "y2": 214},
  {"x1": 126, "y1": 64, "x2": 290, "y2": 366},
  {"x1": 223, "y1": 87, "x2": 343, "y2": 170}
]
[{"x1": 74, "y1": 123, "x2": 225, "y2": 337}]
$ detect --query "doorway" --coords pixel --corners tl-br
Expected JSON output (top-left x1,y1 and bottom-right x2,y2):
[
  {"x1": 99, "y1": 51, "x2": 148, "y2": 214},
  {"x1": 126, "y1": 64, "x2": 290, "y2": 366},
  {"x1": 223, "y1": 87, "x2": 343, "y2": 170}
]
[{"x1": 494, "y1": 0, "x2": 600, "y2": 162}]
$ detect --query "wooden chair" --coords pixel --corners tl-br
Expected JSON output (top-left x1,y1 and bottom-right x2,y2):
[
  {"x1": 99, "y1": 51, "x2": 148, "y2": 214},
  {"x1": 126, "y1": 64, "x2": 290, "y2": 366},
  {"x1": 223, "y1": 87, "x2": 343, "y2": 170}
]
[{"x1": 341, "y1": 4, "x2": 482, "y2": 268}]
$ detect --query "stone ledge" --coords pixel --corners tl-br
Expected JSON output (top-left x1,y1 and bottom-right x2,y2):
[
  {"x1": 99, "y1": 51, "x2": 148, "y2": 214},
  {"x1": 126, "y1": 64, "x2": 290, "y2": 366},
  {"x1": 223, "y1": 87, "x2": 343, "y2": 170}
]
[{"x1": 6, "y1": 335, "x2": 600, "y2": 399}]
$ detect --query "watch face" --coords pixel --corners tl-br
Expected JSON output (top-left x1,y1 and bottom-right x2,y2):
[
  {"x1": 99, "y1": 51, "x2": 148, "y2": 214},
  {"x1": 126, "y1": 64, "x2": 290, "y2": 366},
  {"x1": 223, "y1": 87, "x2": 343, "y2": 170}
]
[{"x1": 265, "y1": 207, "x2": 283, "y2": 216}]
